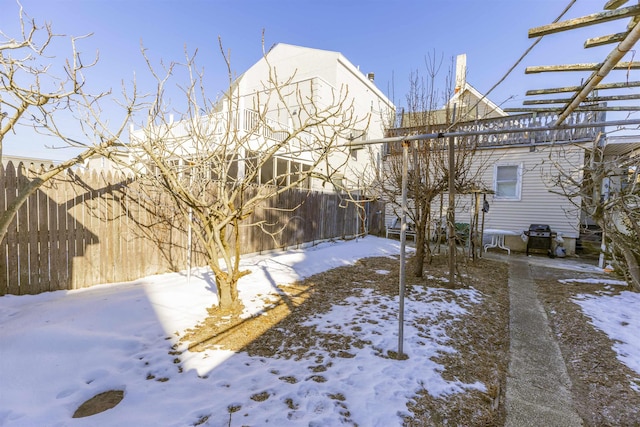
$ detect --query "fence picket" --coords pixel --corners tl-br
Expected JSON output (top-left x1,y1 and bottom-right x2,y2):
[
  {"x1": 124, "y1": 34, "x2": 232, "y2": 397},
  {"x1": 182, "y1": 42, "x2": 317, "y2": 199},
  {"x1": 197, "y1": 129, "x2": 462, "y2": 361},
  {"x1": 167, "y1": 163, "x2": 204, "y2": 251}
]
[
  {"x1": 47, "y1": 177, "x2": 60, "y2": 291},
  {"x1": 5, "y1": 163, "x2": 20, "y2": 295},
  {"x1": 68, "y1": 170, "x2": 84, "y2": 289},
  {"x1": 86, "y1": 170, "x2": 101, "y2": 285},
  {"x1": 16, "y1": 165, "x2": 30, "y2": 294},
  {"x1": 0, "y1": 163, "x2": 7, "y2": 295},
  {"x1": 27, "y1": 169, "x2": 41, "y2": 294},
  {"x1": 37, "y1": 182, "x2": 50, "y2": 292}
]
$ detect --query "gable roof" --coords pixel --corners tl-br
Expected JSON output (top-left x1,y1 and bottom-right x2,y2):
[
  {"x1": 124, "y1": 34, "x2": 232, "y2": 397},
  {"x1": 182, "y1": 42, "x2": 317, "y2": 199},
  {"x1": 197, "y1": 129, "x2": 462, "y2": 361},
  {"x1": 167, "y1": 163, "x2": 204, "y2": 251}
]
[
  {"x1": 238, "y1": 43, "x2": 394, "y2": 110},
  {"x1": 446, "y1": 81, "x2": 507, "y2": 121},
  {"x1": 398, "y1": 82, "x2": 506, "y2": 129}
]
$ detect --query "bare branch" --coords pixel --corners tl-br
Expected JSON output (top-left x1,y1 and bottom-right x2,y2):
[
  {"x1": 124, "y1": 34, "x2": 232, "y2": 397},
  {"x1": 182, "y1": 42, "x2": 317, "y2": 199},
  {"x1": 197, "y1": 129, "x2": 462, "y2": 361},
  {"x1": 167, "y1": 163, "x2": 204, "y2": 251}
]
[{"x1": 0, "y1": 5, "x2": 141, "y2": 243}]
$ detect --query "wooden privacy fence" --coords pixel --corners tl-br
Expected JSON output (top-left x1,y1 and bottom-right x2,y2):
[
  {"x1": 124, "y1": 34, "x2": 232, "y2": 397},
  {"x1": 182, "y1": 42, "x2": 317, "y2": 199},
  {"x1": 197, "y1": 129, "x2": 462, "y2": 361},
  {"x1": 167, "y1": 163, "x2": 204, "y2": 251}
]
[{"x1": 0, "y1": 162, "x2": 385, "y2": 296}]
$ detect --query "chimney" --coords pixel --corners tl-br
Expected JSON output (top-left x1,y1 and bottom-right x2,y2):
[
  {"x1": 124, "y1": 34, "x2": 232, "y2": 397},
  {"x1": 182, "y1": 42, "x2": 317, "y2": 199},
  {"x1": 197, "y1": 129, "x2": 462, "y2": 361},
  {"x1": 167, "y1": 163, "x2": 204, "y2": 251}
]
[
  {"x1": 454, "y1": 54, "x2": 466, "y2": 94},
  {"x1": 367, "y1": 72, "x2": 375, "y2": 82}
]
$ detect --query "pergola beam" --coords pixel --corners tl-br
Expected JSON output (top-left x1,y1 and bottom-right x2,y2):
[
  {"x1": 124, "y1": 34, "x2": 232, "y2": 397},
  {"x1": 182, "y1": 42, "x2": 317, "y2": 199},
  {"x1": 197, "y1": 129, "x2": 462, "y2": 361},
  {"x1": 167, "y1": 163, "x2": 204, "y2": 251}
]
[
  {"x1": 526, "y1": 80, "x2": 640, "y2": 95},
  {"x1": 526, "y1": 61, "x2": 640, "y2": 73},
  {"x1": 604, "y1": 0, "x2": 629, "y2": 11},
  {"x1": 555, "y1": 19, "x2": 640, "y2": 124},
  {"x1": 505, "y1": 106, "x2": 640, "y2": 113},
  {"x1": 523, "y1": 94, "x2": 640, "y2": 105},
  {"x1": 585, "y1": 32, "x2": 628, "y2": 48},
  {"x1": 529, "y1": 4, "x2": 640, "y2": 37}
]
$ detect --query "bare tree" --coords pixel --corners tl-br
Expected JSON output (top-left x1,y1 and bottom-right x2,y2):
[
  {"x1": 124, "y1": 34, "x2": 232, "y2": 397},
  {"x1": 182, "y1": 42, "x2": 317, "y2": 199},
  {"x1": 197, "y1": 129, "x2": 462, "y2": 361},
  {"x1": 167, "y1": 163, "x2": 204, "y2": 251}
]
[
  {"x1": 120, "y1": 40, "x2": 368, "y2": 313},
  {"x1": 378, "y1": 55, "x2": 490, "y2": 278},
  {"x1": 0, "y1": 6, "x2": 137, "y2": 241},
  {"x1": 550, "y1": 134, "x2": 640, "y2": 291}
]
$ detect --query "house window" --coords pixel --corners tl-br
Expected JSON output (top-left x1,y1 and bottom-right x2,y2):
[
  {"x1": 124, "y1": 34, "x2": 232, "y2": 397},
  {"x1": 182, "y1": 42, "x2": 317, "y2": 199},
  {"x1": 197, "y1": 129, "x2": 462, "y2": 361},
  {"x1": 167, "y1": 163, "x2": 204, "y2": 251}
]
[{"x1": 494, "y1": 164, "x2": 522, "y2": 200}]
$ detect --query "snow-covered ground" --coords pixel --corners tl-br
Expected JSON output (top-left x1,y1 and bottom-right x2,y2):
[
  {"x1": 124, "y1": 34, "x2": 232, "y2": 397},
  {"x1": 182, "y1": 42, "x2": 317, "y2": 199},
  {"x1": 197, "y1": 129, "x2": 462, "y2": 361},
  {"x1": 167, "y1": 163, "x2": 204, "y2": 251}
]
[{"x1": 0, "y1": 236, "x2": 638, "y2": 426}]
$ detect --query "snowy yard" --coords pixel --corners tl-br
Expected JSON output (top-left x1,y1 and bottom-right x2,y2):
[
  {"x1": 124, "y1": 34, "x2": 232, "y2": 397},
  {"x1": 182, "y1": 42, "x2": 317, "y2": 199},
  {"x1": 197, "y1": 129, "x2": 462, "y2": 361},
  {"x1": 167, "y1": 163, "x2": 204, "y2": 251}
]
[{"x1": 0, "y1": 236, "x2": 639, "y2": 426}]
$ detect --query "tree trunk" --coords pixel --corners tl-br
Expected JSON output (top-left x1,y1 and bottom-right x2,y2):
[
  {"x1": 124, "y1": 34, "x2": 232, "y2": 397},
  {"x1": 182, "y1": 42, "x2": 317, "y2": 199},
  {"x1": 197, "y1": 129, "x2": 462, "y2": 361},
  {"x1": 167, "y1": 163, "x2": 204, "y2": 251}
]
[
  {"x1": 413, "y1": 203, "x2": 430, "y2": 277},
  {"x1": 208, "y1": 223, "x2": 251, "y2": 314},
  {"x1": 414, "y1": 224, "x2": 425, "y2": 278},
  {"x1": 619, "y1": 244, "x2": 640, "y2": 292},
  {"x1": 216, "y1": 273, "x2": 238, "y2": 310},
  {"x1": 211, "y1": 268, "x2": 248, "y2": 314}
]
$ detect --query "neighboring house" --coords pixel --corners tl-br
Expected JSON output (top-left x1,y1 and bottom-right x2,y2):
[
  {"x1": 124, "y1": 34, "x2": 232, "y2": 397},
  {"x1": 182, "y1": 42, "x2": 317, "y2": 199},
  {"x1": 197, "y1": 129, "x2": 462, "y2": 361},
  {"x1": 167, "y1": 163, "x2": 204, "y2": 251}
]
[
  {"x1": 127, "y1": 43, "x2": 395, "y2": 192},
  {"x1": 382, "y1": 55, "x2": 606, "y2": 254}
]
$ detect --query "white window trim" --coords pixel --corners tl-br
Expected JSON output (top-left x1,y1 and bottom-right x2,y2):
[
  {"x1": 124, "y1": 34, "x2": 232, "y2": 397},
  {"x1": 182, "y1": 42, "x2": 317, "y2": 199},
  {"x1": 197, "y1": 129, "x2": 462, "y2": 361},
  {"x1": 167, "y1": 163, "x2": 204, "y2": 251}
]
[{"x1": 493, "y1": 163, "x2": 523, "y2": 201}]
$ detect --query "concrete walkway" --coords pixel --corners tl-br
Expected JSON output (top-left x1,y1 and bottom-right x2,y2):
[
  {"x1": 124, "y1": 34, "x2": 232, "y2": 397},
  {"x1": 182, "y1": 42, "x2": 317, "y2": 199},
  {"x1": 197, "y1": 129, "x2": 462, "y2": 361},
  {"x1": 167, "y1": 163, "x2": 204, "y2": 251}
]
[{"x1": 505, "y1": 258, "x2": 583, "y2": 426}]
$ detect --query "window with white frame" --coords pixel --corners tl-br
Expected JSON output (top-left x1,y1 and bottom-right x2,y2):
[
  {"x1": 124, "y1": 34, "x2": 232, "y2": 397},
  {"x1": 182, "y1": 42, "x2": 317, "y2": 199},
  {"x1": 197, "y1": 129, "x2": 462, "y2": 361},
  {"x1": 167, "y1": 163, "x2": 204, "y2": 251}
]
[{"x1": 494, "y1": 164, "x2": 522, "y2": 200}]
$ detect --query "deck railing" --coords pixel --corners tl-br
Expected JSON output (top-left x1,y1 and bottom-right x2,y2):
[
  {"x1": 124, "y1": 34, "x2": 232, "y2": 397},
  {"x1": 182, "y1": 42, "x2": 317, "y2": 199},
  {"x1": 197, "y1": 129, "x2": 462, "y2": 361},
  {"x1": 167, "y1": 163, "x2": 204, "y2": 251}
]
[
  {"x1": 385, "y1": 110, "x2": 605, "y2": 155},
  {"x1": 243, "y1": 109, "x2": 290, "y2": 143}
]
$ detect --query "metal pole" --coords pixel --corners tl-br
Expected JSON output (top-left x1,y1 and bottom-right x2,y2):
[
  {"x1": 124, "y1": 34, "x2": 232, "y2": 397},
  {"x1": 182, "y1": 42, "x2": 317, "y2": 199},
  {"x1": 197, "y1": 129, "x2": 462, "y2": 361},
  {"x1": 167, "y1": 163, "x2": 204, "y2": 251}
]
[
  {"x1": 398, "y1": 139, "x2": 410, "y2": 357},
  {"x1": 187, "y1": 207, "x2": 193, "y2": 285},
  {"x1": 448, "y1": 104, "x2": 457, "y2": 286},
  {"x1": 480, "y1": 194, "x2": 487, "y2": 259},
  {"x1": 473, "y1": 192, "x2": 481, "y2": 260},
  {"x1": 356, "y1": 183, "x2": 360, "y2": 241}
]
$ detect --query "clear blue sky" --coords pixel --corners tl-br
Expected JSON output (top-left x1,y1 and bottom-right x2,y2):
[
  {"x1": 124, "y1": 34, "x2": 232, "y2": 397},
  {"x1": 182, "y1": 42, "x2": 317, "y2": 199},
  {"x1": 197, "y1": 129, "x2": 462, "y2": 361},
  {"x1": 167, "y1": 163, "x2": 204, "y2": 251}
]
[{"x1": 2, "y1": 0, "x2": 632, "y2": 160}]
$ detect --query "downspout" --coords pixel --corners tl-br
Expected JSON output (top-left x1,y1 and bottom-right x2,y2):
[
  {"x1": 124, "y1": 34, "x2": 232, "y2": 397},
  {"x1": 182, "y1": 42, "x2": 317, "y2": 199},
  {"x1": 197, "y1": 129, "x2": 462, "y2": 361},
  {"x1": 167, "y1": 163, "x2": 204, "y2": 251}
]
[{"x1": 556, "y1": 19, "x2": 640, "y2": 125}]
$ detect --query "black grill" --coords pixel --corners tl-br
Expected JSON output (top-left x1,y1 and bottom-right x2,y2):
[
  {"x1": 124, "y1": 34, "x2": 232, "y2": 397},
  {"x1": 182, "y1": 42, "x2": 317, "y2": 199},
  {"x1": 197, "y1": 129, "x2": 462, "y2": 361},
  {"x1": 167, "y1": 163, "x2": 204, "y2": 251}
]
[{"x1": 525, "y1": 224, "x2": 556, "y2": 256}]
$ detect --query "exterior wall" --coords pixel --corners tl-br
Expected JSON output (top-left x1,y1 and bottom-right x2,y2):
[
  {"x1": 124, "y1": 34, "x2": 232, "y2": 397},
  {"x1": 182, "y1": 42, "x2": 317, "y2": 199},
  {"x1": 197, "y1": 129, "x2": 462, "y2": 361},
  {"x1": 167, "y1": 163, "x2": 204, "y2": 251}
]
[
  {"x1": 474, "y1": 143, "x2": 585, "y2": 239},
  {"x1": 384, "y1": 196, "x2": 416, "y2": 229},
  {"x1": 426, "y1": 143, "x2": 585, "y2": 253}
]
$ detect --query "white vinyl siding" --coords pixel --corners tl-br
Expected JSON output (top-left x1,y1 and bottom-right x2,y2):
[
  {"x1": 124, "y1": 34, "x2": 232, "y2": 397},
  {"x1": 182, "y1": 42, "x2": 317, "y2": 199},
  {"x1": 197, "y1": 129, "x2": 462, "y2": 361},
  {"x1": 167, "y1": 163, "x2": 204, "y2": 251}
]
[
  {"x1": 424, "y1": 144, "x2": 586, "y2": 239},
  {"x1": 484, "y1": 146, "x2": 585, "y2": 238}
]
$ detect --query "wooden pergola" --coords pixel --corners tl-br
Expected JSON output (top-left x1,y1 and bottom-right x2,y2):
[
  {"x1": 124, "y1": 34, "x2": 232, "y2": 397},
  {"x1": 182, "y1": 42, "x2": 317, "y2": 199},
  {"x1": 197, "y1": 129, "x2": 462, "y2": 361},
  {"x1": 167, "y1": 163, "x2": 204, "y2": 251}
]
[{"x1": 505, "y1": 0, "x2": 640, "y2": 125}]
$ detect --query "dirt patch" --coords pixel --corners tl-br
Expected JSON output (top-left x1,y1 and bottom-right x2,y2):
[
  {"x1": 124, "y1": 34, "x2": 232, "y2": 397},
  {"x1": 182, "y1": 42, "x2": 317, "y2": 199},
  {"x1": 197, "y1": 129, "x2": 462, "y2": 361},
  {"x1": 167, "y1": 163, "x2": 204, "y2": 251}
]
[
  {"x1": 181, "y1": 253, "x2": 510, "y2": 426},
  {"x1": 532, "y1": 266, "x2": 640, "y2": 426},
  {"x1": 72, "y1": 389, "x2": 124, "y2": 418}
]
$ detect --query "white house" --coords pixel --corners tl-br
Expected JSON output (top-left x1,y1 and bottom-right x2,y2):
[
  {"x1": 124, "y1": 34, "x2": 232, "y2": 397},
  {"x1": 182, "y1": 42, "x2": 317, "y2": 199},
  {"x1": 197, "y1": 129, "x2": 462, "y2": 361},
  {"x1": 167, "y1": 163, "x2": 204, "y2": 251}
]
[
  {"x1": 383, "y1": 56, "x2": 605, "y2": 254},
  {"x1": 454, "y1": 115, "x2": 603, "y2": 255},
  {"x1": 127, "y1": 43, "x2": 395, "y2": 192}
]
